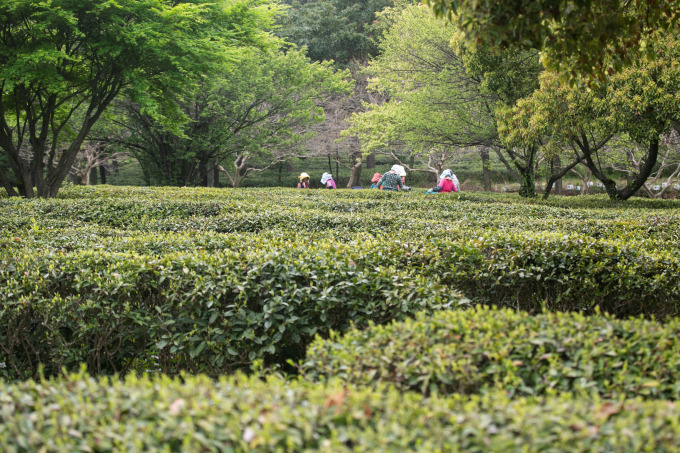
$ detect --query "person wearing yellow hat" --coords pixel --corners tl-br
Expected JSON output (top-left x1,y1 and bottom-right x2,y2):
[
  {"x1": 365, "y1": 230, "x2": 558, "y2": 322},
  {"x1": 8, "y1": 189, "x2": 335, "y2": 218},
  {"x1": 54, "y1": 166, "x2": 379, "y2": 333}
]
[{"x1": 297, "y1": 172, "x2": 310, "y2": 188}]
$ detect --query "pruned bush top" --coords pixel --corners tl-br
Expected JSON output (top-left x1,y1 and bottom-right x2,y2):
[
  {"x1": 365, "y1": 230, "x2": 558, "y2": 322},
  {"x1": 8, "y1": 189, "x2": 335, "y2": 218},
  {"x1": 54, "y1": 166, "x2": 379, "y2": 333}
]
[
  {"x1": 303, "y1": 306, "x2": 680, "y2": 399},
  {"x1": 1, "y1": 371, "x2": 680, "y2": 452}
]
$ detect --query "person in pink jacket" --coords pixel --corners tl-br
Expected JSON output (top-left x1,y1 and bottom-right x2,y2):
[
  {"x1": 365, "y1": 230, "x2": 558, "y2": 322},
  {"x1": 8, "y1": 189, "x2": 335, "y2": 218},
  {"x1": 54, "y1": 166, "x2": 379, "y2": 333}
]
[
  {"x1": 439, "y1": 175, "x2": 456, "y2": 192},
  {"x1": 321, "y1": 172, "x2": 336, "y2": 189},
  {"x1": 426, "y1": 169, "x2": 459, "y2": 194}
]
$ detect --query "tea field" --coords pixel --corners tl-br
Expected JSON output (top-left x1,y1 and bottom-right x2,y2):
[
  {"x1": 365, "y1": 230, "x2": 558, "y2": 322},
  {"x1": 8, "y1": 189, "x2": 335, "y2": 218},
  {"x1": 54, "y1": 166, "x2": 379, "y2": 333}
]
[{"x1": 1, "y1": 186, "x2": 679, "y2": 451}]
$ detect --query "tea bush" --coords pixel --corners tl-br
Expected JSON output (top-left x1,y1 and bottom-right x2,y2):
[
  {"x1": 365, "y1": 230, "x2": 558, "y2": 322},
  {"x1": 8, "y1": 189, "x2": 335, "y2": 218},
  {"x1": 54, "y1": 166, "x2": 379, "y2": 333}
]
[
  {"x1": 302, "y1": 306, "x2": 680, "y2": 399},
  {"x1": 2, "y1": 185, "x2": 680, "y2": 379},
  {"x1": 1, "y1": 371, "x2": 679, "y2": 452},
  {"x1": 0, "y1": 248, "x2": 459, "y2": 379}
]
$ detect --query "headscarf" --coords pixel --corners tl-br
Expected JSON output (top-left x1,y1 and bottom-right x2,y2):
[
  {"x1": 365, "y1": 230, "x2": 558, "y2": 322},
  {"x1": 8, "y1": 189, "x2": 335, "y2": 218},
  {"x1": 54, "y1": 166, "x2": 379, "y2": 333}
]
[
  {"x1": 298, "y1": 172, "x2": 310, "y2": 180},
  {"x1": 439, "y1": 169, "x2": 453, "y2": 181},
  {"x1": 321, "y1": 172, "x2": 333, "y2": 184},
  {"x1": 371, "y1": 172, "x2": 382, "y2": 183},
  {"x1": 391, "y1": 165, "x2": 406, "y2": 177}
]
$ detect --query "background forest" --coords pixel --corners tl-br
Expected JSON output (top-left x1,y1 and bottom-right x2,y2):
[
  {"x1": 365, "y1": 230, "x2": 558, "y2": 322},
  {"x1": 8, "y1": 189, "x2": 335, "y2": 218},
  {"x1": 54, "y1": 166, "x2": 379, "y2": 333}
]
[{"x1": 1, "y1": 0, "x2": 680, "y2": 198}]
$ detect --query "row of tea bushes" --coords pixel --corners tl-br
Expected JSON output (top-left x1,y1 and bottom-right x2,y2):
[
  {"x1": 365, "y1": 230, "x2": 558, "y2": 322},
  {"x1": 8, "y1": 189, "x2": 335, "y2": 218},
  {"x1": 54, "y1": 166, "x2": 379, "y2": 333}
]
[
  {"x1": 302, "y1": 306, "x2": 680, "y2": 399},
  {"x1": 2, "y1": 186, "x2": 680, "y2": 380},
  {"x1": 3, "y1": 187, "x2": 680, "y2": 246},
  {"x1": 336, "y1": 231, "x2": 680, "y2": 318},
  {"x1": 2, "y1": 219, "x2": 679, "y2": 318},
  {"x1": 435, "y1": 231, "x2": 680, "y2": 318},
  {"x1": 0, "y1": 248, "x2": 459, "y2": 380},
  {"x1": 1, "y1": 371, "x2": 679, "y2": 452},
  {"x1": 1, "y1": 231, "x2": 678, "y2": 329}
]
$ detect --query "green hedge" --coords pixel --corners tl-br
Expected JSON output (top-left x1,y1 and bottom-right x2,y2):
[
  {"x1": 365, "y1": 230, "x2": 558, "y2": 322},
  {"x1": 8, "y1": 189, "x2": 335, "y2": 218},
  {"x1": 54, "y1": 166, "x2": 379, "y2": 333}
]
[
  {"x1": 2, "y1": 188, "x2": 678, "y2": 320},
  {"x1": 0, "y1": 249, "x2": 457, "y2": 380},
  {"x1": 302, "y1": 306, "x2": 680, "y2": 399},
  {"x1": 1, "y1": 371, "x2": 680, "y2": 452},
  {"x1": 3, "y1": 223, "x2": 678, "y2": 319},
  {"x1": 433, "y1": 232, "x2": 680, "y2": 318},
  {"x1": 2, "y1": 186, "x2": 680, "y2": 380}
]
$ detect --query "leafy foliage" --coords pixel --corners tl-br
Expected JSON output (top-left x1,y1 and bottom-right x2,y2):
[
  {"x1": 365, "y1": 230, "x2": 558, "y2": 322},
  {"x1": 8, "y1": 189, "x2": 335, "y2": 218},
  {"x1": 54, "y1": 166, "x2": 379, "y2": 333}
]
[
  {"x1": 303, "y1": 306, "x2": 680, "y2": 398},
  {"x1": 117, "y1": 45, "x2": 351, "y2": 187},
  {"x1": 0, "y1": 245, "x2": 454, "y2": 379},
  {"x1": 497, "y1": 31, "x2": 680, "y2": 200},
  {"x1": 0, "y1": 0, "x2": 278, "y2": 198},
  {"x1": 276, "y1": 0, "x2": 395, "y2": 66},
  {"x1": 344, "y1": 5, "x2": 541, "y2": 196},
  {"x1": 423, "y1": 0, "x2": 680, "y2": 81},
  {"x1": 2, "y1": 371, "x2": 680, "y2": 451}
]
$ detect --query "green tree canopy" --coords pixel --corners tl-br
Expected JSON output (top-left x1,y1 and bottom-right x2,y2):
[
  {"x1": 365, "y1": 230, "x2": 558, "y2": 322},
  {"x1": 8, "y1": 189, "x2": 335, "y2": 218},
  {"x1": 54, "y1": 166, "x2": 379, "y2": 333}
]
[
  {"x1": 497, "y1": 30, "x2": 680, "y2": 199},
  {"x1": 424, "y1": 0, "x2": 680, "y2": 81},
  {"x1": 118, "y1": 45, "x2": 351, "y2": 187},
  {"x1": 344, "y1": 4, "x2": 541, "y2": 193},
  {"x1": 0, "y1": 0, "x2": 277, "y2": 198},
  {"x1": 276, "y1": 0, "x2": 395, "y2": 66}
]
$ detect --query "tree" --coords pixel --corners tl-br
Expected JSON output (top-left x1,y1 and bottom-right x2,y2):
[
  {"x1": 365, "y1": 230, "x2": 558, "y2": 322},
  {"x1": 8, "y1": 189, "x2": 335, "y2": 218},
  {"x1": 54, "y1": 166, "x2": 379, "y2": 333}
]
[
  {"x1": 424, "y1": 0, "x2": 680, "y2": 81},
  {"x1": 119, "y1": 46, "x2": 351, "y2": 187},
  {"x1": 608, "y1": 133, "x2": 680, "y2": 199},
  {"x1": 0, "y1": 0, "x2": 276, "y2": 198},
  {"x1": 497, "y1": 29, "x2": 680, "y2": 201},
  {"x1": 69, "y1": 141, "x2": 126, "y2": 186},
  {"x1": 343, "y1": 4, "x2": 541, "y2": 192},
  {"x1": 276, "y1": 0, "x2": 395, "y2": 66}
]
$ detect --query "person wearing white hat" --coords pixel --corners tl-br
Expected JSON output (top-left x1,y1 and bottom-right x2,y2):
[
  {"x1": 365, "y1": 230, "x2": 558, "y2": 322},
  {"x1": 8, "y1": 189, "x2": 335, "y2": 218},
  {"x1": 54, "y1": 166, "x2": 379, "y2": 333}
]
[
  {"x1": 426, "y1": 169, "x2": 459, "y2": 194},
  {"x1": 378, "y1": 165, "x2": 410, "y2": 191},
  {"x1": 297, "y1": 172, "x2": 310, "y2": 189},
  {"x1": 320, "y1": 172, "x2": 337, "y2": 189}
]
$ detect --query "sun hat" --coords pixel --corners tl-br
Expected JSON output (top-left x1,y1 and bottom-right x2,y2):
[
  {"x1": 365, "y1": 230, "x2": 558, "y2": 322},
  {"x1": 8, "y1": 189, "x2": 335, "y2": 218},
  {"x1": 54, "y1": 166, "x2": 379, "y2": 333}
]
[
  {"x1": 391, "y1": 165, "x2": 406, "y2": 177},
  {"x1": 371, "y1": 172, "x2": 382, "y2": 183},
  {"x1": 298, "y1": 172, "x2": 310, "y2": 180},
  {"x1": 321, "y1": 172, "x2": 333, "y2": 184}
]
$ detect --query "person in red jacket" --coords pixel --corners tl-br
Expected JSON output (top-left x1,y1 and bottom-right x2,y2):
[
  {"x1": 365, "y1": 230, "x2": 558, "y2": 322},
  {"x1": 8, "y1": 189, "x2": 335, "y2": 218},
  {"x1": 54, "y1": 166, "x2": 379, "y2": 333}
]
[
  {"x1": 297, "y1": 172, "x2": 310, "y2": 188},
  {"x1": 370, "y1": 172, "x2": 382, "y2": 189}
]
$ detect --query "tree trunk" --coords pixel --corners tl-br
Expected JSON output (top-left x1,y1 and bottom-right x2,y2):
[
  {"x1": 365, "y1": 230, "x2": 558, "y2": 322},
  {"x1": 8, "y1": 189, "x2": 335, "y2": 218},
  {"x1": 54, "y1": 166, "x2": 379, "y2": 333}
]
[
  {"x1": 347, "y1": 152, "x2": 363, "y2": 188},
  {"x1": 231, "y1": 155, "x2": 249, "y2": 188},
  {"x1": 493, "y1": 147, "x2": 520, "y2": 182},
  {"x1": 43, "y1": 87, "x2": 121, "y2": 198},
  {"x1": 518, "y1": 170, "x2": 535, "y2": 197},
  {"x1": 366, "y1": 153, "x2": 375, "y2": 169},
  {"x1": 577, "y1": 131, "x2": 656, "y2": 200},
  {"x1": 553, "y1": 155, "x2": 562, "y2": 195},
  {"x1": 99, "y1": 164, "x2": 107, "y2": 185},
  {"x1": 543, "y1": 153, "x2": 584, "y2": 199},
  {"x1": 0, "y1": 166, "x2": 18, "y2": 197},
  {"x1": 199, "y1": 158, "x2": 209, "y2": 187},
  {"x1": 617, "y1": 137, "x2": 659, "y2": 199},
  {"x1": 481, "y1": 147, "x2": 491, "y2": 192},
  {"x1": 206, "y1": 161, "x2": 215, "y2": 187},
  {"x1": 514, "y1": 145, "x2": 537, "y2": 198}
]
